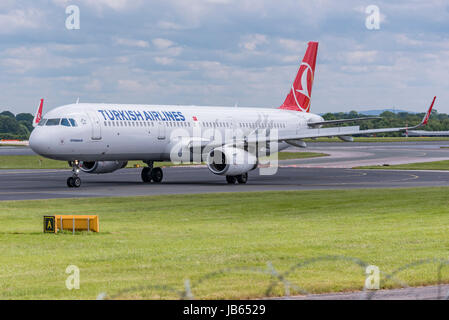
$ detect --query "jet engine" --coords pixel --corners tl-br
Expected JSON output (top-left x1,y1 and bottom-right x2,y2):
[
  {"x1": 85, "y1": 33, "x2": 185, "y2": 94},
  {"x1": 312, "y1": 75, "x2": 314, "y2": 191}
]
[
  {"x1": 206, "y1": 147, "x2": 257, "y2": 176},
  {"x1": 80, "y1": 161, "x2": 128, "y2": 174}
]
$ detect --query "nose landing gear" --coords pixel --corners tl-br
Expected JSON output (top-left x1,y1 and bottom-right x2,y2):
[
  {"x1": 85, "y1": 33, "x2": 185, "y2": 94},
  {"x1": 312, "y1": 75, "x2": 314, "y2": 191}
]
[
  {"x1": 141, "y1": 161, "x2": 164, "y2": 183},
  {"x1": 67, "y1": 160, "x2": 82, "y2": 188},
  {"x1": 226, "y1": 172, "x2": 248, "y2": 184}
]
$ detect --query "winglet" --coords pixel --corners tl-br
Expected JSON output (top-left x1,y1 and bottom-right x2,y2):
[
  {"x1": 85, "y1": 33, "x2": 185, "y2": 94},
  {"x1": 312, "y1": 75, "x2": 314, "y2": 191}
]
[
  {"x1": 32, "y1": 99, "x2": 44, "y2": 127},
  {"x1": 421, "y1": 96, "x2": 436, "y2": 126}
]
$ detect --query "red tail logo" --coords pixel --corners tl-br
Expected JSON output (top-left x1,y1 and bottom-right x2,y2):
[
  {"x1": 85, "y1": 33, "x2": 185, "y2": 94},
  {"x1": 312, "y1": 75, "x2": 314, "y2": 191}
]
[
  {"x1": 279, "y1": 41, "x2": 318, "y2": 112},
  {"x1": 33, "y1": 99, "x2": 44, "y2": 127}
]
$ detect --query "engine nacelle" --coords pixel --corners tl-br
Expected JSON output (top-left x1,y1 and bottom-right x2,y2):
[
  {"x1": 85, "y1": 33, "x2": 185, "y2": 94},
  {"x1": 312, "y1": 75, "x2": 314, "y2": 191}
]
[
  {"x1": 206, "y1": 147, "x2": 257, "y2": 176},
  {"x1": 80, "y1": 161, "x2": 128, "y2": 174}
]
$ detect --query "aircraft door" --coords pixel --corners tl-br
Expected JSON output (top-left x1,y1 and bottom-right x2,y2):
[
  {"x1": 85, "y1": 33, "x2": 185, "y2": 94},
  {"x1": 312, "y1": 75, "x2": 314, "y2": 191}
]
[
  {"x1": 296, "y1": 115, "x2": 307, "y2": 135},
  {"x1": 86, "y1": 111, "x2": 102, "y2": 140},
  {"x1": 157, "y1": 122, "x2": 166, "y2": 140},
  {"x1": 226, "y1": 116, "x2": 236, "y2": 139}
]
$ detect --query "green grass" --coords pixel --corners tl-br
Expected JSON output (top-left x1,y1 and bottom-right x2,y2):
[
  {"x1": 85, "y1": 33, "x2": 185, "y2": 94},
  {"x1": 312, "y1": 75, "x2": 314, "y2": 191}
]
[
  {"x1": 355, "y1": 160, "x2": 449, "y2": 171},
  {"x1": 264, "y1": 151, "x2": 328, "y2": 161},
  {"x1": 0, "y1": 152, "x2": 328, "y2": 170},
  {"x1": 0, "y1": 144, "x2": 28, "y2": 147},
  {"x1": 304, "y1": 137, "x2": 449, "y2": 143},
  {"x1": 1, "y1": 188, "x2": 449, "y2": 299},
  {"x1": 0, "y1": 155, "x2": 68, "y2": 169}
]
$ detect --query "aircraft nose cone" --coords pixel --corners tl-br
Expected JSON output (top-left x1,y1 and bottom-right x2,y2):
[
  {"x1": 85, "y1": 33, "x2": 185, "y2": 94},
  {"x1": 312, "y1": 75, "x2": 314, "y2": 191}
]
[{"x1": 29, "y1": 129, "x2": 50, "y2": 156}]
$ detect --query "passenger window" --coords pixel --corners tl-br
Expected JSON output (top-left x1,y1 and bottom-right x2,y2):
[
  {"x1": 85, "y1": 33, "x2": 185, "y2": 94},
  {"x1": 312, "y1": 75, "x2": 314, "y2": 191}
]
[
  {"x1": 61, "y1": 118, "x2": 71, "y2": 127},
  {"x1": 46, "y1": 118, "x2": 60, "y2": 126}
]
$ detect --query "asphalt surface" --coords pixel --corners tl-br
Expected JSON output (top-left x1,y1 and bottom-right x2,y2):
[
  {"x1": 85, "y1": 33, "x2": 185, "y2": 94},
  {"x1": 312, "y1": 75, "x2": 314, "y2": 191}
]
[
  {"x1": 286, "y1": 284, "x2": 449, "y2": 300},
  {"x1": 1, "y1": 141, "x2": 449, "y2": 201},
  {"x1": 1, "y1": 166, "x2": 449, "y2": 201},
  {"x1": 289, "y1": 140, "x2": 449, "y2": 168},
  {"x1": 0, "y1": 146, "x2": 35, "y2": 155}
]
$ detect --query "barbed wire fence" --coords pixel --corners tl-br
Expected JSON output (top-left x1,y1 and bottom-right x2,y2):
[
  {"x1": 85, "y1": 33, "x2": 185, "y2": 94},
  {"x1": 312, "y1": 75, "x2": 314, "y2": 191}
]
[{"x1": 96, "y1": 255, "x2": 449, "y2": 300}]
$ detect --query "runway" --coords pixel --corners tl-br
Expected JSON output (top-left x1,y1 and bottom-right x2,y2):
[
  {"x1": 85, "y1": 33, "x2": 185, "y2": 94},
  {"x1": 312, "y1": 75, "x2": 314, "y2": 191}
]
[
  {"x1": 1, "y1": 141, "x2": 449, "y2": 201},
  {"x1": 1, "y1": 166, "x2": 449, "y2": 201}
]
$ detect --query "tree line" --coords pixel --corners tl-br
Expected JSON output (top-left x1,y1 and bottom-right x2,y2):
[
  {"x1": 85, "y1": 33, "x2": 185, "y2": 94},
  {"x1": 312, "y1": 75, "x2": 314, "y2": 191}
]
[{"x1": 0, "y1": 111, "x2": 34, "y2": 140}]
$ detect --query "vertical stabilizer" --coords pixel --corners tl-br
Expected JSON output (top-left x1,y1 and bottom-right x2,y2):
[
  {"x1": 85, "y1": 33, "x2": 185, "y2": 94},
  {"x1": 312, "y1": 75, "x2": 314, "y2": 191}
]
[{"x1": 279, "y1": 41, "x2": 318, "y2": 112}]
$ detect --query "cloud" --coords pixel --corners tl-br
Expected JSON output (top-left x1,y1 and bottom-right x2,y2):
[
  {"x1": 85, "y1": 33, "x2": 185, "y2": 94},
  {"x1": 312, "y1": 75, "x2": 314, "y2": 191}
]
[
  {"x1": 151, "y1": 38, "x2": 183, "y2": 57},
  {"x1": 52, "y1": 0, "x2": 143, "y2": 12},
  {"x1": 0, "y1": 8, "x2": 44, "y2": 34},
  {"x1": 0, "y1": 0, "x2": 448, "y2": 114},
  {"x1": 156, "y1": 20, "x2": 191, "y2": 30},
  {"x1": 278, "y1": 39, "x2": 307, "y2": 52},
  {"x1": 154, "y1": 57, "x2": 174, "y2": 65},
  {"x1": 115, "y1": 38, "x2": 149, "y2": 48},
  {"x1": 152, "y1": 38, "x2": 175, "y2": 50},
  {"x1": 239, "y1": 34, "x2": 269, "y2": 51},
  {"x1": 1, "y1": 46, "x2": 70, "y2": 74},
  {"x1": 84, "y1": 79, "x2": 102, "y2": 91},
  {"x1": 343, "y1": 50, "x2": 378, "y2": 64}
]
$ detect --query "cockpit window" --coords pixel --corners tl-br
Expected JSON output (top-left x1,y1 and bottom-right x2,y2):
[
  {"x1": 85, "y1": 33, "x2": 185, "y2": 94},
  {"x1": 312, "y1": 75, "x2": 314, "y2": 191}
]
[
  {"x1": 61, "y1": 118, "x2": 71, "y2": 127},
  {"x1": 46, "y1": 118, "x2": 61, "y2": 126},
  {"x1": 69, "y1": 118, "x2": 77, "y2": 127},
  {"x1": 38, "y1": 119, "x2": 47, "y2": 126}
]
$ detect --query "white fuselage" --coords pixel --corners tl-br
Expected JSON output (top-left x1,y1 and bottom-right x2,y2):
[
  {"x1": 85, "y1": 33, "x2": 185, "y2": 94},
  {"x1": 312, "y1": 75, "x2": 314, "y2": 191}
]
[{"x1": 29, "y1": 103, "x2": 323, "y2": 161}]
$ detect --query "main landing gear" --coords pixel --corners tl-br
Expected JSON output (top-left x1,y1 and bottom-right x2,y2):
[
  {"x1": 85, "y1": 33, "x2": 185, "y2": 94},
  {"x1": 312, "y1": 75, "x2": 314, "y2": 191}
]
[
  {"x1": 226, "y1": 172, "x2": 248, "y2": 184},
  {"x1": 67, "y1": 160, "x2": 82, "y2": 188},
  {"x1": 141, "y1": 161, "x2": 164, "y2": 183}
]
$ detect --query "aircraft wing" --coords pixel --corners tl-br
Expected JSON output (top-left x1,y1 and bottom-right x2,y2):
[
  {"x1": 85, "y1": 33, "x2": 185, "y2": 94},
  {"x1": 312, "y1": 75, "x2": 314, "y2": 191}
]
[
  {"x1": 185, "y1": 97, "x2": 435, "y2": 152},
  {"x1": 308, "y1": 116, "x2": 381, "y2": 127},
  {"x1": 245, "y1": 96, "x2": 436, "y2": 145}
]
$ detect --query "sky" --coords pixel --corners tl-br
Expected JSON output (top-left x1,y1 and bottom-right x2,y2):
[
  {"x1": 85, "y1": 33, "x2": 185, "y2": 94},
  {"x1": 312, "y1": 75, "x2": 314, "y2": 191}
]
[{"x1": 0, "y1": 0, "x2": 448, "y2": 115}]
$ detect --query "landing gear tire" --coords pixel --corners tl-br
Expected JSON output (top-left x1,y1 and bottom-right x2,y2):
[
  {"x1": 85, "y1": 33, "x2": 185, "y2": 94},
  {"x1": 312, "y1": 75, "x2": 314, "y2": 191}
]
[
  {"x1": 237, "y1": 173, "x2": 248, "y2": 184},
  {"x1": 151, "y1": 167, "x2": 163, "y2": 183},
  {"x1": 141, "y1": 167, "x2": 152, "y2": 183},
  {"x1": 67, "y1": 176, "x2": 81, "y2": 188},
  {"x1": 67, "y1": 160, "x2": 82, "y2": 188},
  {"x1": 73, "y1": 177, "x2": 81, "y2": 188},
  {"x1": 226, "y1": 175, "x2": 237, "y2": 184}
]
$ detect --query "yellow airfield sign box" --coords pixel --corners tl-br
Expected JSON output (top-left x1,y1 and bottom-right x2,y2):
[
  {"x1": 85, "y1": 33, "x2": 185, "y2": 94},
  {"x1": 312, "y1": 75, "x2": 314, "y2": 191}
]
[{"x1": 43, "y1": 215, "x2": 99, "y2": 233}]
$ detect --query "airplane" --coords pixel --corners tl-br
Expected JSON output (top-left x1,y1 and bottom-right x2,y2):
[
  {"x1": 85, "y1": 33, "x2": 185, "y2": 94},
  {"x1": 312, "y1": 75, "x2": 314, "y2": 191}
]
[{"x1": 29, "y1": 41, "x2": 436, "y2": 188}]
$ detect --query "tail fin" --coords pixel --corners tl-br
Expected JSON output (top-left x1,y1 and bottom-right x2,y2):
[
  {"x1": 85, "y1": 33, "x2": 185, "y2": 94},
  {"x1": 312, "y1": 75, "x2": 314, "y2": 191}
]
[
  {"x1": 279, "y1": 41, "x2": 318, "y2": 112},
  {"x1": 32, "y1": 99, "x2": 44, "y2": 127}
]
